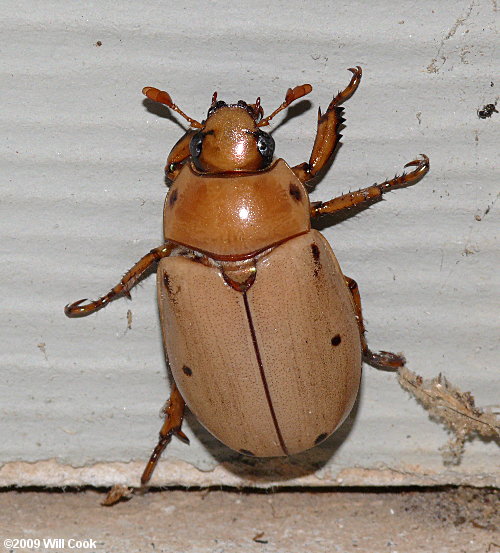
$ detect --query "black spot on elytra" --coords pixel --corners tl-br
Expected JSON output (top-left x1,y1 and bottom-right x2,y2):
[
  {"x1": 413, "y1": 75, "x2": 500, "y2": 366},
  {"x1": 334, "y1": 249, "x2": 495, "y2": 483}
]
[
  {"x1": 289, "y1": 182, "x2": 302, "y2": 201},
  {"x1": 168, "y1": 188, "x2": 178, "y2": 207},
  {"x1": 182, "y1": 365, "x2": 192, "y2": 376},
  {"x1": 239, "y1": 449, "x2": 255, "y2": 457},
  {"x1": 163, "y1": 271, "x2": 171, "y2": 291},
  {"x1": 311, "y1": 243, "x2": 321, "y2": 277},
  {"x1": 331, "y1": 334, "x2": 342, "y2": 346},
  {"x1": 315, "y1": 433, "x2": 328, "y2": 445},
  {"x1": 163, "y1": 271, "x2": 179, "y2": 304}
]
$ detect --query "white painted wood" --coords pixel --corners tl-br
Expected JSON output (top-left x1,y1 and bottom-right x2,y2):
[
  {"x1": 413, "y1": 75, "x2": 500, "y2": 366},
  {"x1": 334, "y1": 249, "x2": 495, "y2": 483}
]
[{"x1": 1, "y1": 0, "x2": 498, "y2": 487}]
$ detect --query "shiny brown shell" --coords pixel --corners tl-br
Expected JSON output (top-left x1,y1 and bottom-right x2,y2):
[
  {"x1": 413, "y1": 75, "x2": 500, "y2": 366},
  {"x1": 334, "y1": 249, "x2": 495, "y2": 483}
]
[
  {"x1": 157, "y1": 230, "x2": 361, "y2": 456},
  {"x1": 163, "y1": 159, "x2": 311, "y2": 259}
]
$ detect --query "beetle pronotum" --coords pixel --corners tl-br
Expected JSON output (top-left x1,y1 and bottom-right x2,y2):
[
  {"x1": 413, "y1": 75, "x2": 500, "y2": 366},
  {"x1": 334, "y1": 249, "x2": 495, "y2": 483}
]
[{"x1": 66, "y1": 67, "x2": 429, "y2": 498}]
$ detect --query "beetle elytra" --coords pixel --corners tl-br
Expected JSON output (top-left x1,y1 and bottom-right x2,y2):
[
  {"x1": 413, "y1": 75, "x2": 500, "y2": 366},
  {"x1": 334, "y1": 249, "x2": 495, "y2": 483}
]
[{"x1": 66, "y1": 67, "x2": 429, "y2": 495}]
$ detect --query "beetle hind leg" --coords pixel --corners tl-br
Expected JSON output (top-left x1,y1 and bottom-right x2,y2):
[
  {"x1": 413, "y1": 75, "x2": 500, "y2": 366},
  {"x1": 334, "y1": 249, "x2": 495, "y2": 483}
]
[
  {"x1": 345, "y1": 276, "x2": 405, "y2": 371},
  {"x1": 140, "y1": 382, "x2": 189, "y2": 486},
  {"x1": 101, "y1": 383, "x2": 188, "y2": 506}
]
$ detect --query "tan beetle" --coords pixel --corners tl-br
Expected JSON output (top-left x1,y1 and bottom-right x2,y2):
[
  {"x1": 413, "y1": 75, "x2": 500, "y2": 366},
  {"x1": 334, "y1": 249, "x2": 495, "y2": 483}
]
[{"x1": 66, "y1": 67, "x2": 429, "y2": 491}]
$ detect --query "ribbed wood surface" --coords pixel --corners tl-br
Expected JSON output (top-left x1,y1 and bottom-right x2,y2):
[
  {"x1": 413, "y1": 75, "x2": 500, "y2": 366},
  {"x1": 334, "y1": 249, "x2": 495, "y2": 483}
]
[{"x1": 1, "y1": 0, "x2": 497, "y2": 485}]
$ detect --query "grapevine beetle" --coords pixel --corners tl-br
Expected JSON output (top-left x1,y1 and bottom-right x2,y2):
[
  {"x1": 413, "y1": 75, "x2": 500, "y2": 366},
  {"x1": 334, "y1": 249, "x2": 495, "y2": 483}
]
[{"x1": 65, "y1": 67, "x2": 429, "y2": 489}]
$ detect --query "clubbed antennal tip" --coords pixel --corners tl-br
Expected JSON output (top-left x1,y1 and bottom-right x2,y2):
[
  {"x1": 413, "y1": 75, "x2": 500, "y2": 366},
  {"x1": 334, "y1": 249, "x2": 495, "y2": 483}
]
[
  {"x1": 142, "y1": 86, "x2": 203, "y2": 128},
  {"x1": 257, "y1": 83, "x2": 313, "y2": 127}
]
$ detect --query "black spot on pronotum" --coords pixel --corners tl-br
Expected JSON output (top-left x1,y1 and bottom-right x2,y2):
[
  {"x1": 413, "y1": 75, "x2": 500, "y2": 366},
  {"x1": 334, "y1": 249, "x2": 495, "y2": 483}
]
[
  {"x1": 182, "y1": 365, "x2": 192, "y2": 376},
  {"x1": 239, "y1": 449, "x2": 255, "y2": 457},
  {"x1": 315, "y1": 433, "x2": 328, "y2": 445},
  {"x1": 289, "y1": 182, "x2": 302, "y2": 201},
  {"x1": 331, "y1": 334, "x2": 342, "y2": 346},
  {"x1": 169, "y1": 188, "x2": 178, "y2": 207}
]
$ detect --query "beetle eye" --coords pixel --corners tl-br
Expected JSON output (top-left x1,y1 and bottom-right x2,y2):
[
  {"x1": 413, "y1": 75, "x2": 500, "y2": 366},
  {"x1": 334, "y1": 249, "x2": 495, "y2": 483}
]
[
  {"x1": 256, "y1": 131, "x2": 275, "y2": 164},
  {"x1": 189, "y1": 132, "x2": 204, "y2": 158}
]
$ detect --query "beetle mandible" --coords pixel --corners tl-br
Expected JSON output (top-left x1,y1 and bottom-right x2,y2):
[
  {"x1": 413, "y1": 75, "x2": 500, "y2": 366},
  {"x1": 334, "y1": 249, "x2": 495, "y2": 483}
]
[{"x1": 65, "y1": 67, "x2": 429, "y2": 488}]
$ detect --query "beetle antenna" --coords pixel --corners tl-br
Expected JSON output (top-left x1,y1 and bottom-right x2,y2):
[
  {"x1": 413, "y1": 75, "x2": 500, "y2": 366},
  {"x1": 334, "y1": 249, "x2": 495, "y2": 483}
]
[
  {"x1": 142, "y1": 87, "x2": 203, "y2": 129},
  {"x1": 247, "y1": 97, "x2": 264, "y2": 121},
  {"x1": 257, "y1": 83, "x2": 313, "y2": 127},
  {"x1": 211, "y1": 91, "x2": 218, "y2": 104}
]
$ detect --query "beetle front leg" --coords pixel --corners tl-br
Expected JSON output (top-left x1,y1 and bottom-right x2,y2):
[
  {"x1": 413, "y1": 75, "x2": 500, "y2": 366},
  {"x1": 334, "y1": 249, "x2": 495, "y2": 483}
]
[
  {"x1": 345, "y1": 276, "x2": 405, "y2": 371},
  {"x1": 64, "y1": 242, "x2": 175, "y2": 317},
  {"x1": 311, "y1": 155, "x2": 429, "y2": 217},
  {"x1": 292, "y1": 66, "x2": 362, "y2": 184},
  {"x1": 140, "y1": 382, "x2": 189, "y2": 486},
  {"x1": 165, "y1": 129, "x2": 197, "y2": 181}
]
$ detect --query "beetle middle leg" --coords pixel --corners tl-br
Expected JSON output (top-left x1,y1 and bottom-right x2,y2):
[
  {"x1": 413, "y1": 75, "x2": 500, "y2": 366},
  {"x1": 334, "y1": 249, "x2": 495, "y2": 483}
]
[
  {"x1": 64, "y1": 242, "x2": 175, "y2": 317},
  {"x1": 140, "y1": 382, "x2": 189, "y2": 486},
  {"x1": 292, "y1": 66, "x2": 362, "y2": 184},
  {"x1": 345, "y1": 276, "x2": 405, "y2": 371},
  {"x1": 310, "y1": 155, "x2": 429, "y2": 217}
]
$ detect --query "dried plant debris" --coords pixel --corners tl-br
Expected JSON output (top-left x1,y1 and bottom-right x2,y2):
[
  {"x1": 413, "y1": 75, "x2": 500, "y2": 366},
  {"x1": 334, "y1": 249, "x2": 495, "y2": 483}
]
[
  {"x1": 398, "y1": 367, "x2": 500, "y2": 465},
  {"x1": 101, "y1": 484, "x2": 133, "y2": 506}
]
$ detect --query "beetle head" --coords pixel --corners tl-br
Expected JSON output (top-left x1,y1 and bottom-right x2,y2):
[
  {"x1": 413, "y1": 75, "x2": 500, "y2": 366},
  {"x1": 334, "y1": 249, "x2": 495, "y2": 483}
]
[
  {"x1": 143, "y1": 83, "x2": 312, "y2": 174},
  {"x1": 189, "y1": 98, "x2": 275, "y2": 172}
]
